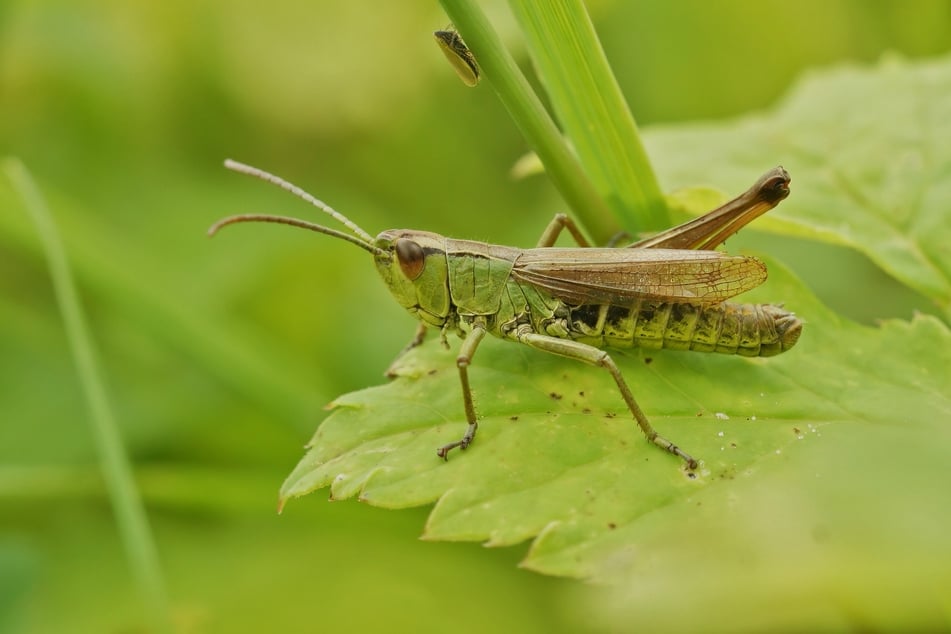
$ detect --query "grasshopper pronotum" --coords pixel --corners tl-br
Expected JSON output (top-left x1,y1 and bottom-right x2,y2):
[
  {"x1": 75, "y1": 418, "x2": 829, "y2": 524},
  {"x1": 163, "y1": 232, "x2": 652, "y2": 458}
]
[{"x1": 211, "y1": 161, "x2": 800, "y2": 469}]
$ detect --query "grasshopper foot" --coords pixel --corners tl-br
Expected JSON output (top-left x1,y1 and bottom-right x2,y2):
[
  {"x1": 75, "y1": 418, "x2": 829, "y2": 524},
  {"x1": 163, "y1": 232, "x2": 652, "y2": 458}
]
[
  {"x1": 647, "y1": 431, "x2": 698, "y2": 470},
  {"x1": 669, "y1": 444, "x2": 699, "y2": 470},
  {"x1": 385, "y1": 323, "x2": 428, "y2": 378},
  {"x1": 436, "y1": 422, "x2": 478, "y2": 460},
  {"x1": 643, "y1": 428, "x2": 699, "y2": 469}
]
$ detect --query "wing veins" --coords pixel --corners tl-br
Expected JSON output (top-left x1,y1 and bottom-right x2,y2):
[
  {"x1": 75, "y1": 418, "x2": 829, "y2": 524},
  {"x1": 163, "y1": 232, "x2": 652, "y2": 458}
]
[{"x1": 512, "y1": 248, "x2": 766, "y2": 305}]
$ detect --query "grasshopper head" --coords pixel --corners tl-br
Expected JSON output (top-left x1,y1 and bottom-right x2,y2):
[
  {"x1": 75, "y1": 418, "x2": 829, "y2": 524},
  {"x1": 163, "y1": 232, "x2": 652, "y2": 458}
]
[{"x1": 373, "y1": 230, "x2": 451, "y2": 327}]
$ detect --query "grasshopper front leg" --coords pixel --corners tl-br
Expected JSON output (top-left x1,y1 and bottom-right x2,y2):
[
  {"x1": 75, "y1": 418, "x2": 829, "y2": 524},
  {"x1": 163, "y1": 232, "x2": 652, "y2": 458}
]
[
  {"x1": 385, "y1": 323, "x2": 429, "y2": 378},
  {"x1": 515, "y1": 326, "x2": 699, "y2": 470},
  {"x1": 437, "y1": 322, "x2": 488, "y2": 459}
]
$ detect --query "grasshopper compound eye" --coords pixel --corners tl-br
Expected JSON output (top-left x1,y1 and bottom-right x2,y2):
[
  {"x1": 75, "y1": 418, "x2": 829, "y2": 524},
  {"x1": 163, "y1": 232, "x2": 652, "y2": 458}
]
[{"x1": 395, "y1": 238, "x2": 426, "y2": 280}]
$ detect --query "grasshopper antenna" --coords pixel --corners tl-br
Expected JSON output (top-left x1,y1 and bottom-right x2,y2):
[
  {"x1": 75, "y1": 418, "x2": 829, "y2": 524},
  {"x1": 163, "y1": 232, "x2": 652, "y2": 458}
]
[
  {"x1": 208, "y1": 213, "x2": 385, "y2": 256},
  {"x1": 210, "y1": 160, "x2": 386, "y2": 257},
  {"x1": 223, "y1": 159, "x2": 374, "y2": 243}
]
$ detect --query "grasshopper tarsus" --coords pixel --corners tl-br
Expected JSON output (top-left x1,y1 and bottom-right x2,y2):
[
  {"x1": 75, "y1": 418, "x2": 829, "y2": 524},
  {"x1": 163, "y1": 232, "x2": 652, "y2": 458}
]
[
  {"x1": 436, "y1": 442, "x2": 458, "y2": 460},
  {"x1": 437, "y1": 422, "x2": 477, "y2": 460},
  {"x1": 647, "y1": 431, "x2": 698, "y2": 470},
  {"x1": 672, "y1": 445, "x2": 699, "y2": 471}
]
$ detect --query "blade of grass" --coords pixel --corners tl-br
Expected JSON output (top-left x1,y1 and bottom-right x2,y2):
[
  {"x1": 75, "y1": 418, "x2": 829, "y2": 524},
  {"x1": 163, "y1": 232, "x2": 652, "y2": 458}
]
[
  {"x1": 3, "y1": 158, "x2": 172, "y2": 634},
  {"x1": 439, "y1": 0, "x2": 620, "y2": 244},
  {"x1": 510, "y1": 0, "x2": 668, "y2": 233},
  {"x1": 0, "y1": 180, "x2": 326, "y2": 427}
]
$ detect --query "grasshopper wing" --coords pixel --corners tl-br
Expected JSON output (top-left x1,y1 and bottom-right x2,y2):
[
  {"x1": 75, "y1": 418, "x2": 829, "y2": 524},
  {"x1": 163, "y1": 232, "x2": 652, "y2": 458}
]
[{"x1": 512, "y1": 248, "x2": 767, "y2": 306}]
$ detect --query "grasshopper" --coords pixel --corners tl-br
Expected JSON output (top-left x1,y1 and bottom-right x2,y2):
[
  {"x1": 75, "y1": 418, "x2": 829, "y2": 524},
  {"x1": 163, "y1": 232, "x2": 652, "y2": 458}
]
[{"x1": 210, "y1": 160, "x2": 801, "y2": 470}]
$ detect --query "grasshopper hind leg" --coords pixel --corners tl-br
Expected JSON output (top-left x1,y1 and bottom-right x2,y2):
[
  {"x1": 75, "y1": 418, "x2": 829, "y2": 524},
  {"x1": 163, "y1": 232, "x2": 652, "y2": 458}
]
[{"x1": 516, "y1": 329, "x2": 699, "y2": 470}]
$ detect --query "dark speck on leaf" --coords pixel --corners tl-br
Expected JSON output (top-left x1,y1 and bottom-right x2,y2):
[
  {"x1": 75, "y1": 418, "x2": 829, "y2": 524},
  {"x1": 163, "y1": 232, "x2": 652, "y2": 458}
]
[
  {"x1": 549, "y1": 392, "x2": 563, "y2": 400},
  {"x1": 644, "y1": 357, "x2": 653, "y2": 365},
  {"x1": 510, "y1": 416, "x2": 519, "y2": 421},
  {"x1": 608, "y1": 522, "x2": 617, "y2": 530},
  {"x1": 578, "y1": 391, "x2": 585, "y2": 397}
]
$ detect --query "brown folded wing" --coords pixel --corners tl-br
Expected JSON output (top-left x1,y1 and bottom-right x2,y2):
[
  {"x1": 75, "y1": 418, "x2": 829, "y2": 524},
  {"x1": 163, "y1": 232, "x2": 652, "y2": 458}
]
[{"x1": 512, "y1": 248, "x2": 766, "y2": 306}]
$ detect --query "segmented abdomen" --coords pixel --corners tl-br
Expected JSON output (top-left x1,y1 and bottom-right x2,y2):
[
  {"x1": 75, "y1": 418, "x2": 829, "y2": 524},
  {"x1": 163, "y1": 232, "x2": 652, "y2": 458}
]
[{"x1": 563, "y1": 301, "x2": 801, "y2": 357}]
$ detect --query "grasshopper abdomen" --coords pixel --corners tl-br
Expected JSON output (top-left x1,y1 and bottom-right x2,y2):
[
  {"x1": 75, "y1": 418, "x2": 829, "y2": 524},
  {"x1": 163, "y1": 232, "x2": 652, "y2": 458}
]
[{"x1": 562, "y1": 300, "x2": 801, "y2": 357}]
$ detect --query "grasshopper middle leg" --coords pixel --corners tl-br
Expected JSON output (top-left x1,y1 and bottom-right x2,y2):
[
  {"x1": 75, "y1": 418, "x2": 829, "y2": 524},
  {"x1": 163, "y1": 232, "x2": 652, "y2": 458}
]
[{"x1": 515, "y1": 328, "x2": 699, "y2": 469}]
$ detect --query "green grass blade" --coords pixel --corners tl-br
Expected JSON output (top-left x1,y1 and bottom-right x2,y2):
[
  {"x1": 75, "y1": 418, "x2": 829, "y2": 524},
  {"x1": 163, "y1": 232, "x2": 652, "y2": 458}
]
[
  {"x1": 439, "y1": 0, "x2": 620, "y2": 243},
  {"x1": 3, "y1": 158, "x2": 172, "y2": 634},
  {"x1": 510, "y1": 0, "x2": 668, "y2": 233}
]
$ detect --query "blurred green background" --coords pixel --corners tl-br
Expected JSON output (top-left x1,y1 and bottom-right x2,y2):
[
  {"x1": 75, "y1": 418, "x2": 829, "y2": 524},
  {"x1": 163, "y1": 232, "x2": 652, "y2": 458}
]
[{"x1": 1, "y1": 1, "x2": 949, "y2": 632}]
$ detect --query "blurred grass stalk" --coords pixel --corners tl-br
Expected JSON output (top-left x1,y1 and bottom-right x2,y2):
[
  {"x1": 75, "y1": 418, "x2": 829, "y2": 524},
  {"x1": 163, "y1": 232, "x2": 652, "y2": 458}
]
[
  {"x1": 3, "y1": 158, "x2": 173, "y2": 634},
  {"x1": 438, "y1": 0, "x2": 669, "y2": 244}
]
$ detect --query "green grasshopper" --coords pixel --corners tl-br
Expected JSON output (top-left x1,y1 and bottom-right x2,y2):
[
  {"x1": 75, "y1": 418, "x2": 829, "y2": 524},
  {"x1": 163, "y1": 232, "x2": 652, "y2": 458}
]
[{"x1": 210, "y1": 160, "x2": 800, "y2": 469}]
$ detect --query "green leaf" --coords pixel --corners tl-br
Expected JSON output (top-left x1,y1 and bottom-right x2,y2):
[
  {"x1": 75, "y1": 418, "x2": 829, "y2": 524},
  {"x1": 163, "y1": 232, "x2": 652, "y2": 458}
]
[
  {"x1": 281, "y1": 53, "x2": 951, "y2": 629},
  {"x1": 644, "y1": 52, "x2": 951, "y2": 316},
  {"x1": 282, "y1": 251, "x2": 950, "y2": 623}
]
